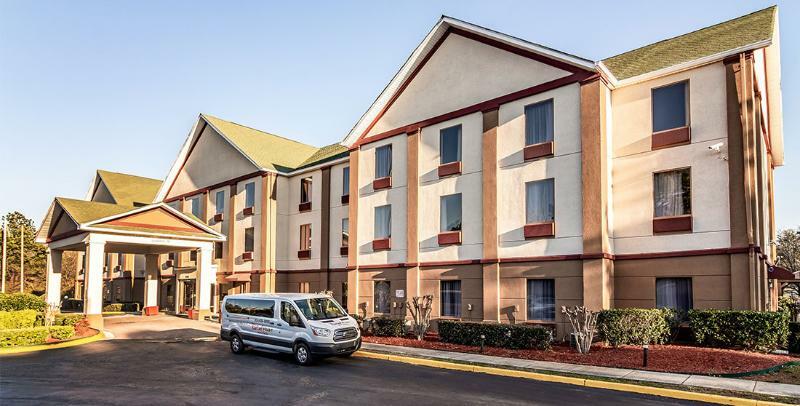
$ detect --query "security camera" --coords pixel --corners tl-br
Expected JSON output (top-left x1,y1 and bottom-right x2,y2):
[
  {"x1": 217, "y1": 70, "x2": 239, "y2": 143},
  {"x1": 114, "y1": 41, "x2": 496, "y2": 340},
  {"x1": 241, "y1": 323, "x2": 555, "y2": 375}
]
[{"x1": 708, "y1": 142, "x2": 724, "y2": 152}]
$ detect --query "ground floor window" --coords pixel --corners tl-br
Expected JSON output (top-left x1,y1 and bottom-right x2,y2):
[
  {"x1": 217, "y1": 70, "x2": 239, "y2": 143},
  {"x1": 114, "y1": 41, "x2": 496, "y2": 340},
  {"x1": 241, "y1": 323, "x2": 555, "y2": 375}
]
[
  {"x1": 299, "y1": 282, "x2": 310, "y2": 293},
  {"x1": 440, "y1": 280, "x2": 462, "y2": 317},
  {"x1": 374, "y1": 281, "x2": 391, "y2": 314},
  {"x1": 341, "y1": 282, "x2": 348, "y2": 312},
  {"x1": 527, "y1": 279, "x2": 555, "y2": 321},
  {"x1": 656, "y1": 277, "x2": 692, "y2": 311}
]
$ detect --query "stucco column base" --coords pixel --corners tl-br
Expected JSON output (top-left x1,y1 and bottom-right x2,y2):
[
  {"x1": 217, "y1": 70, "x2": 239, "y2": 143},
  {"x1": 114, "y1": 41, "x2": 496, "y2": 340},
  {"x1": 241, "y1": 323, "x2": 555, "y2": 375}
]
[
  {"x1": 582, "y1": 258, "x2": 614, "y2": 311},
  {"x1": 85, "y1": 314, "x2": 104, "y2": 330},
  {"x1": 482, "y1": 263, "x2": 500, "y2": 323}
]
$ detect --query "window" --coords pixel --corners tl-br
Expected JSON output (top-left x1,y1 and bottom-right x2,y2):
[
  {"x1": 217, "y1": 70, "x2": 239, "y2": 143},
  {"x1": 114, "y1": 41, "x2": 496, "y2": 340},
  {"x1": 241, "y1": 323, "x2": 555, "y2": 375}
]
[
  {"x1": 440, "y1": 125, "x2": 462, "y2": 164},
  {"x1": 168, "y1": 252, "x2": 176, "y2": 261},
  {"x1": 374, "y1": 205, "x2": 391, "y2": 239},
  {"x1": 652, "y1": 81, "x2": 688, "y2": 133},
  {"x1": 300, "y1": 177, "x2": 312, "y2": 203},
  {"x1": 225, "y1": 298, "x2": 275, "y2": 318},
  {"x1": 654, "y1": 169, "x2": 691, "y2": 217},
  {"x1": 299, "y1": 282, "x2": 310, "y2": 293},
  {"x1": 244, "y1": 182, "x2": 255, "y2": 208},
  {"x1": 117, "y1": 253, "x2": 124, "y2": 268},
  {"x1": 342, "y1": 282, "x2": 348, "y2": 312},
  {"x1": 188, "y1": 196, "x2": 201, "y2": 218},
  {"x1": 167, "y1": 200, "x2": 181, "y2": 211},
  {"x1": 525, "y1": 99, "x2": 554, "y2": 145},
  {"x1": 440, "y1": 280, "x2": 462, "y2": 317},
  {"x1": 440, "y1": 194, "x2": 462, "y2": 232},
  {"x1": 215, "y1": 190, "x2": 225, "y2": 215},
  {"x1": 300, "y1": 224, "x2": 312, "y2": 251},
  {"x1": 341, "y1": 218, "x2": 349, "y2": 247},
  {"x1": 244, "y1": 227, "x2": 254, "y2": 252},
  {"x1": 281, "y1": 301, "x2": 304, "y2": 327},
  {"x1": 214, "y1": 242, "x2": 223, "y2": 259},
  {"x1": 375, "y1": 145, "x2": 392, "y2": 179},
  {"x1": 656, "y1": 278, "x2": 692, "y2": 311},
  {"x1": 526, "y1": 179, "x2": 555, "y2": 223},
  {"x1": 527, "y1": 279, "x2": 555, "y2": 321},
  {"x1": 190, "y1": 250, "x2": 197, "y2": 262},
  {"x1": 342, "y1": 167, "x2": 350, "y2": 196},
  {"x1": 374, "y1": 281, "x2": 391, "y2": 314}
]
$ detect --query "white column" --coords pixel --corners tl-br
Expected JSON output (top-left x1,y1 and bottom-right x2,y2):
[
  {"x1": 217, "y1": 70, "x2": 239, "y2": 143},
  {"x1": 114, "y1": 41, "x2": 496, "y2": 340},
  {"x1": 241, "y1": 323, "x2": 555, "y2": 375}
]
[
  {"x1": 84, "y1": 240, "x2": 106, "y2": 319},
  {"x1": 196, "y1": 245, "x2": 214, "y2": 317},
  {"x1": 45, "y1": 249, "x2": 63, "y2": 308},
  {"x1": 143, "y1": 254, "x2": 159, "y2": 310}
]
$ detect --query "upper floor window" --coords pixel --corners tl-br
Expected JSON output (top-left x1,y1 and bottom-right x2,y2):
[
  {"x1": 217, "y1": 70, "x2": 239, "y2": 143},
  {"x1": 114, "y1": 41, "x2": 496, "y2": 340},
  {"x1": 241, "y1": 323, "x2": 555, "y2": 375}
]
[
  {"x1": 652, "y1": 81, "x2": 688, "y2": 133},
  {"x1": 167, "y1": 200, "x2": 180, "y2": 211},
  {"x1": 440, "y1": 194, "x2": 462, "y2": 232},
  {"x1": 342, "y1": 167, "x2": 350, "y2": 196},
  {"x1": 440, "y1": 125, "x2": 462, "y2": 164},
  {"x1": 374, "y1": 205, "x2": 391, "y2": 239},
  {"x1": 656, "y1": 278, "x2": 692, "y2": 311},
  {"x1": 341, "y1": 218, "x2": 349, "y2": 247},
  {"x1": 654, "y1": 169, "x2": 691, "y2": 217},
  {"x1": 440, "y1": 280, "x2": 462, "y2": 317},
  {"x1": 300, "y1": 177, "x2": 312, "y2": 204},
  {"x1": 525, "y1": 179, "x2": 555, "y2": 223},
  {"x1": 300, "y1": 224, "x2": 312, "y2": 251},
  {"x1": 188, "y1": 196, "x2": 201, "y2": 218},
  {"x1": 375, "y1": 145, "x2": 392, "y2": 179},
  {"x1": 214, "y1": 241, "x2": 223, "y2": 259},
  {"x1": 527, "y1": 279, "x2": 555, "y2": 321},
  {"x1": 244, "y1": 227, "x2": 254, "y2": 253},
  {"x1": 525, "y1": 99, "x2": 554, "y2": 145},
  {"x1": 215, "y1": 190, "x2": 225, "y2": 215},
  {"x1": 244, "y1": 182, "x2": 255, "y2": 208}
]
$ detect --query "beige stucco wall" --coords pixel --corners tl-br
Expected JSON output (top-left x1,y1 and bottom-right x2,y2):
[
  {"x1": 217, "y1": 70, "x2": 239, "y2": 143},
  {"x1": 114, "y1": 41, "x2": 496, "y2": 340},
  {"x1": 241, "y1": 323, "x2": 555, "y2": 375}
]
[
  {"x1": 367, "y1": 33, "x2": 570, "y2": 137},
  {"x1": 328, "y1": 162, "x2": 350, "y2": 270},
  {"x1": 420, "y1": 264, "x2": 484, "y2": 322},
  {"x1": 610, "y1": 63, "x2": 731, "y2": 254},
  {"x1": 496, "y1": 84, "x2": 583, "y2": 258},
  {"x1": 276, "y1": 170, "x2": 322, "y2": 271},
  {"x1": 356, "y1": 268, "x2": 408, "y2": 318},
  {"x1": 232, "y1": 176, "x2": 262, "y2": 272}
]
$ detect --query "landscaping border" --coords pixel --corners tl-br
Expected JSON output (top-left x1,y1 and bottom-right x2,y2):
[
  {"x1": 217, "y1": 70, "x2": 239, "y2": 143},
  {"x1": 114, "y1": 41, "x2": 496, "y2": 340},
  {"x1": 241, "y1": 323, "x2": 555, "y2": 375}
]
[{"x1": 0, "y1": 329, "x2": 105, "y2": 355}]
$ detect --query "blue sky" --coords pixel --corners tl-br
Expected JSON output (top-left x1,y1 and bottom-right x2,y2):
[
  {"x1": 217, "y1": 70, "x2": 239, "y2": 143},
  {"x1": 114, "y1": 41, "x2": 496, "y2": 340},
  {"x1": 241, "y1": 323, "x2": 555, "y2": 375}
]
[{"x1": 0, "y1": 1, "x2": 797, "y2": 229}]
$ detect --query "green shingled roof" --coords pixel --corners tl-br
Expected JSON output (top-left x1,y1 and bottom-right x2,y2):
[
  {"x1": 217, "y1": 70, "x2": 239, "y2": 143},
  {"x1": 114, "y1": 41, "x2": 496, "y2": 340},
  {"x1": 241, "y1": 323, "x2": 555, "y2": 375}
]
[
  {"x1": 602, "y1": 6, "x2": 776, "y2": 81},
  {"x1": 297, "y1": 143, "x2": 349, "y2": 169},
  {"x1": 56, "y1": 197, "x2": 134, "y2": 224},
  {"x1": 96, "y1": 170, "x2": 162, "y2": 206}
]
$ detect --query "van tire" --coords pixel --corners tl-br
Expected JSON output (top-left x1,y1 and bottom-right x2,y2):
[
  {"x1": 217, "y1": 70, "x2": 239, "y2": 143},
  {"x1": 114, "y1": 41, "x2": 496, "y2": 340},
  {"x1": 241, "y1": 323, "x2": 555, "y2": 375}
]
[
  {"x1": 294, "y1": 343, "x2": 313, "y2": 366},
  {"x1": 230, "y1": 333, "x2": 245, "y2": 354}
]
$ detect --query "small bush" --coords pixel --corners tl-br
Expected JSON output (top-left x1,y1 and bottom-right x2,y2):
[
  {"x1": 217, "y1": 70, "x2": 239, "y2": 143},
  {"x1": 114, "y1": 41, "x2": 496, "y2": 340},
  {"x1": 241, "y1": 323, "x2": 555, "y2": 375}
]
[
  {"x1": 55, "y1": 314, "x2": 84, "y2": 327},
  {"x1": 438, "y1": 320, "x2": 552, "y2": 350},
  {"x1": 371, "y1": 317, "x2": 405, "y2": 337},
  {"x1": 689, "y1": 309, "x2": 788, "y2": 352},
  {"x1": 0, "y1": 309, "x2": 38, "y2": 330},
  {"x1": 103, "y1": 303, "x2": 124, "y2": 312},
  {"x1": 0, "y1": 293, "x2": 46, "y2": 312},
  {"x1": 0, "y1": 325, "x2": 75, "y2": 347},
  {"x1": 597, "y1": 308, "x2": 676, "y2": 346},
  {"x1": 788, "y1": 322, "x2": 800, "y2": 354}
]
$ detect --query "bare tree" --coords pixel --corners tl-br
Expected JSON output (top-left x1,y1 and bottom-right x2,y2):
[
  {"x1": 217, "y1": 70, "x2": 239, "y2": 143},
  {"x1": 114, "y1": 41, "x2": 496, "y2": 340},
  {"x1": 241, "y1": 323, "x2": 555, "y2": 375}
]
[
  {"x1": 406, "y1": 295, "x2": 433, "y2": 340},
  {"x1": 562, "y1": 305, "x2": 598, "y2": 354},
  {"x1": 777, "y1": 228, "x2": 800, "y2": 297}
]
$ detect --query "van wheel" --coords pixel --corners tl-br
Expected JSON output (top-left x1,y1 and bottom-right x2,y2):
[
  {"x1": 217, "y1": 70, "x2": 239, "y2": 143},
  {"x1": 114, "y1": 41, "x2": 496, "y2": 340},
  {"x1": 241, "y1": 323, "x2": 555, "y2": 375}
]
[
  {"x1": 294, "y1": 343, "x2": 313, "y2": 366},
  {"x1": 230, "y1": 333, "x2": 245, "y2": 354}
]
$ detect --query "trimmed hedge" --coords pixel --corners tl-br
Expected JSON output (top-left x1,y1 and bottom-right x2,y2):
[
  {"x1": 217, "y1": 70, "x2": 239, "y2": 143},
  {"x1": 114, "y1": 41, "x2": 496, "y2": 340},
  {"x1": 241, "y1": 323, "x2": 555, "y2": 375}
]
[
  {"x1": 55, "y1": 314, "x2": 85, "y2": 327},
  {"x1": 0, "y1": 309, "x2": 38, "y2": 330},
  {"x1": 103, "y1": 303, "x2": 123, "y2": 312},
  {"x1": 689, "y1": 309, "x2": 788, "y2": 352},
  {"x1": 788, "y1": 322, "x2": 800, "y2": 354},
  {"x1": 0, "y1": 293, "x2": 46, "y2": 312},
  {"x1": 597, "y1": 308, "x2": 676, "y2": 346},
  {"x1": 438, "y1": 320, "x2": 552, "y2": 350},
  {"x1": 103, "y1": 303, "x2": 140, "y2": 312},
  {"x1": 371, "y1": 317, "x2": 405, "y2": 337},
  {"x1": 0, "y1": 325, "x2": 75, "y2": 347}
]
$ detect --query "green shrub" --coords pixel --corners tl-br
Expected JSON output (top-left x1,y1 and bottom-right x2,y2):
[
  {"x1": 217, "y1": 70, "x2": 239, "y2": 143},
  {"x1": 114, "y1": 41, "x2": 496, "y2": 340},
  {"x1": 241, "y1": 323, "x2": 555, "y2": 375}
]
[
  {"x1": 0, "y1": 325, "x2": 75, "y2": 347},
  {"x1": 103, "y1": 303, "x2": 124, "y2": 312},
  {"x1": 438, "y1": 320, "x2": 552, "y2": 350},
  {"x1": 597, "y1": 308, "x2": 676, "y2": 346},
  {"x1": 788, "y1": 322, "x2": 800, "y2": 354},
  {"x1": 0, "y1": 309, "x2": 38, "y2": 329},
  {"x1": 0, "y1": 293, "x2": 46, "y2": 312},
  {"x1": 689, "y1": 309, "x2": 788, "y2": 351},
  {"x1": 54, "y1": 314, "x2": 84, "y2": 327},
  {"x1": 371, "y1": 317, "x2": 405, "y2": 337}
]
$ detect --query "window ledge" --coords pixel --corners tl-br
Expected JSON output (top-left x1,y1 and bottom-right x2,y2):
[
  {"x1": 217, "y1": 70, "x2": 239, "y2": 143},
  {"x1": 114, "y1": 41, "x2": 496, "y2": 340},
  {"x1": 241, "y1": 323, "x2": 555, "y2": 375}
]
[
  {"x1": 340, "y1": 246, "x2": 349, "y2": 256},
  {"x1": 372, "y1": 238, "x2": 391, "y2": 251},
  {"x1": 297, "y1": 250, "x2": 311, "y2": 260},
  {"x1": 299, "y1": 201, "x2": 312, "y2": 212},
  {"x1": 653, "y1": 215, "x2": 692, "y2": 234},
  {"x1": 524, "y1": 222, "x2": 555, "y2": 239},
  {"x1": 437, "y1": 161, "x2": 462, "y2": 178},
  {"x1": 373, "y1": 177, "x2": 392, "y2": 190},
  {"x1": 341, "y1": 194, "x2": 349, "y2": 205},
  {"x1": 652, "y1": 126, "x2": 690, "y2": 150},
  {"x1": 524, "y1": 141, "x2": 554, "y2": 161},
  {"x1": 243, "y1": 206, "x2": 254, "y2": 216},
  {"x1": 437, "y1": 231, "x2": 462, "y2": 246},
  {"x1": 242, "y1": 252, "x2": 254, "y2": 262},
  {"x1": 213, "y1": 213, "x2": 224, "y2": 222}
]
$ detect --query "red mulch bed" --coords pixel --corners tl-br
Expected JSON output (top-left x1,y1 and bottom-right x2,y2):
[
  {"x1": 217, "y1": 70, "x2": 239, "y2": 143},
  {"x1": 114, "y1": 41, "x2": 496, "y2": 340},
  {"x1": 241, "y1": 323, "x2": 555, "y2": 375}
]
[
  {"x1": 45, "y1": 320, "x2": 98, "y2": 344},
  {"x1": 363, "y1": 335, "x2": 798, "y2": 375}
]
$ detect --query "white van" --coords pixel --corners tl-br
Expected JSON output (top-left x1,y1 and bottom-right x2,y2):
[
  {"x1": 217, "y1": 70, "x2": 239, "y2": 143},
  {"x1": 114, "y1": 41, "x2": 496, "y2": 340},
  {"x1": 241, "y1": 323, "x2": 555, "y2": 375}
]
[{"x1": 220, "y1": 293, "x2": 361, "y2": 365}]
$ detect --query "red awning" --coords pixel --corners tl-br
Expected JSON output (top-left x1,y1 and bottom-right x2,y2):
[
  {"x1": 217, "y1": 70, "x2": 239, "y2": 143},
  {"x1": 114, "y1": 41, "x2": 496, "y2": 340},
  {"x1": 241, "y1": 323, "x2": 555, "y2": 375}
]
[
  {"x1": 224, "y1": 273, "x2": 252, "y2": 282},
  {"x1": 768, "y1": 265, "x2": 797, "y2": 280}
]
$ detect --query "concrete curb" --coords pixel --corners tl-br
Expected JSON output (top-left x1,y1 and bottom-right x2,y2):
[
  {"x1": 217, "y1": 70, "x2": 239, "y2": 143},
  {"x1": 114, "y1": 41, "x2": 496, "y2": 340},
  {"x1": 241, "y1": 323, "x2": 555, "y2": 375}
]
[
  {"x1": 0, "y1": 330, "x2": 106, "y2": 355},
  {"x1": 355, "y1": 351, "x2": 791, "y2": 406}
]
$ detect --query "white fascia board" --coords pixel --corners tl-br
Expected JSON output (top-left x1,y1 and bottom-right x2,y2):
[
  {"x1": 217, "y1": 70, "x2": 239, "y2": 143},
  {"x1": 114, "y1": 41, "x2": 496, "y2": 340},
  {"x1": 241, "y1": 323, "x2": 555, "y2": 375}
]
[
  {"x1": 34, "y1": 200, "x2": 57, "y2": 243},
  {"x1": 81, "y1": 226, "x2": 225, "y2": 242},
  {"x1": 153, "y1": 117, "x2": 203, "y2": 203},
  {"x1": 83, "y1": 172, "x2": 100, "y2": 201}
]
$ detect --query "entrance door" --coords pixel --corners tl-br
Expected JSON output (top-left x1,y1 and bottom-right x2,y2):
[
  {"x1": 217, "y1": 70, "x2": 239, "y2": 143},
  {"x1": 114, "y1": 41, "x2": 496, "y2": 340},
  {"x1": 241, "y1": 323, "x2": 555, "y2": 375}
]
[{"x1": 181, "y1": 280, "x2": 196, "y2": 312}]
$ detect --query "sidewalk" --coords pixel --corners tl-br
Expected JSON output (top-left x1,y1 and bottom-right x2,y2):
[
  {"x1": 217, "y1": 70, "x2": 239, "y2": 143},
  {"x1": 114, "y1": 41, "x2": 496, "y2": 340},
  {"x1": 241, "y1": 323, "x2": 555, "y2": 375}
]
[{"x1": 361, "y1": 342, "x2": 800, "y2": 399}]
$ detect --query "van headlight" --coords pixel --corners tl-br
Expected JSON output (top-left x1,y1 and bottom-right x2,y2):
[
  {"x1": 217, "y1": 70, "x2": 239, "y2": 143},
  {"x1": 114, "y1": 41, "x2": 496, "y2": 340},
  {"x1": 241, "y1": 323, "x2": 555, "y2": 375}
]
[{"x1": 311, "y1": 327, "x2": 332, "y2": 337}]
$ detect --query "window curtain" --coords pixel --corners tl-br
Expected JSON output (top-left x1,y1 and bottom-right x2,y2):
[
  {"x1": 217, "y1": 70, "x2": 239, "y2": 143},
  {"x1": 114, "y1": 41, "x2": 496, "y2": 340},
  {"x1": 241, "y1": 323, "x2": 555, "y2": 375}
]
[
  {"x1": 440, "y1": 194, "x2": 462, "y2": 232},
  {"x1": 299, "y1": 224, "x2": 311, "y2": 251},
  {"x1": 656, "y1": 278, "x2": 692, "y2": 311},
  {"x1": 341, "y1": 218, "x2": 349, "y2": 247},
  {"x1": 525, "y1": 179, "x2": 555, "y2": 223},
  {"x1": 375, "y1": 145, "x2": 392, "y2": 178},
  {"x1": 301, "y1": 178, "x2": 312, "y2": 203},
  {"x1": 374, "y1": 281, "x2": 390, "y2": 313},
  {"x1": 342, "y1": 167, "x2": 350, "y2": 196},
  {"x1": 654, "y1": 170, "x2": 690, "y2": 217},
  {"x1": 527, "y1": 279, "x2": 555, "y2": 321},
  {"x1": 440, "y1": 125, "x2": 462, "y2": 164},
  {"x1": 215, "y1": 190, "x2": 225, "y2": 215},
  {"x1": 374, "y1": 205, "x2": 391, "y2": 239},
  {"x1": 440, "y1": 280, "x2": 462, "y2": 317},
  {"x1": 525, "y1": 99, "x2": 554, "y2": 145}
]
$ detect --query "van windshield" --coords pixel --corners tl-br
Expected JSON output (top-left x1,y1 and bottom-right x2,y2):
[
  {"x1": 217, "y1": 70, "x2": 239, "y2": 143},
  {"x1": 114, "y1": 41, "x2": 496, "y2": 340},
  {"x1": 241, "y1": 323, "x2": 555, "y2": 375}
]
[{"x1": 294, "y1": 297, "x2": 347, "y2": 320}]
